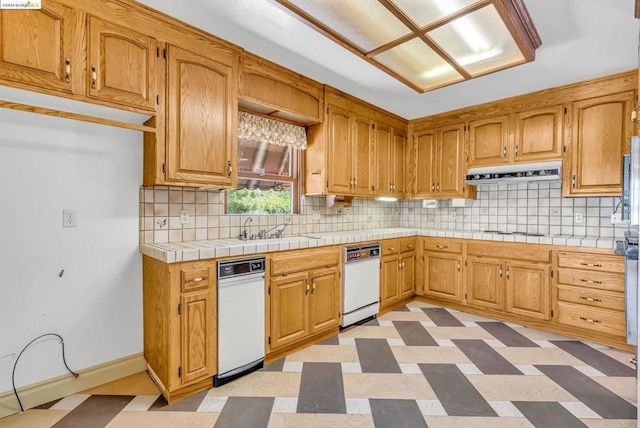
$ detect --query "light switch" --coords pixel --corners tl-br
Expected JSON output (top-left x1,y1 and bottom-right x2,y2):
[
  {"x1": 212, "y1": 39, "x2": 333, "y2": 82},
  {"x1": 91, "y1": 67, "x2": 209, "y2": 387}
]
[{"x1": 63, "y1": 209, "x2": 77, "y2": 227}]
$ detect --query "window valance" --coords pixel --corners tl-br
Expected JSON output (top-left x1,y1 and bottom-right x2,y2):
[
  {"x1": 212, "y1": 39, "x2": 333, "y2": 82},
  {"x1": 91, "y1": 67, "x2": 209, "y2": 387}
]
[{"x1": 238, "y1": 111, "x2": 307, "y2": 150}]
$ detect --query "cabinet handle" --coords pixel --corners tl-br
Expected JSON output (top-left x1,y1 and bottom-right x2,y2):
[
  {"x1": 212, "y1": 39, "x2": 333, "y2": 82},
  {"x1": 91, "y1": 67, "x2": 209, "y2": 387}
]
[
  {"x1": 408, "y1": 244, "x2": 414, "y2": 249},
  {"x1": 506, "y1": 267, "x2": 510, "y2": 279},
  {"x1": 185, "y1": 276, "x2": 208, "y2": 283},
  {"x1": 580, "y1": 262, "x2": 602, "y2": 268},
  {"x1": 64, "y1": 58, "x2": 71, "y2": 83},
  {"x1": 515, "y1": 145, "x2": 519, "y2": 157},
  {"x1": 580, "y1": 279, "x2": 602, "y2": 284},
  {"x1": 503, "y1": 146, "x2": 507, "y2": 157},
  {"x1": 227, "y1": 161, "x2": 233, "y2": 178},
  {"x1": 572, "y1": 174, "x2": 576, "y2": 189},
  {"x1": 499, "y1": 267, "x2": 503, "y2": 277},
  {"x1": 436, "y1": 183, "x2": 440, "y2": 191},
  {"x1": 431, "y1": 184, "x2": 435, "y2": 191},
  {"x1": 579, "y1": 296, "x2": 602, "y2": 302},
  {"x1": 354, "y1": 177, "x2": 357, "y2": 187},
  {"x1": 457, "y1": 262, "x2": 460, "y2": 272},
  {"x1": 436, "y1": 245, "x2": 448, "y2": 249},
  {"x1": 311, "y1": 279, "x2": 316, "y2": 293},
  {"x1": 388, "y1": 247, "x2": 395, "y2": 252},
  {"x1": 580, "y1": 316, "x2": 601, "y2": 324},
  {"x1": 305, "y1": 279, "x2": 309, "y2": 295},
  {"x1": 91, "y1": 65, "x2": 97, "y2": 89}
]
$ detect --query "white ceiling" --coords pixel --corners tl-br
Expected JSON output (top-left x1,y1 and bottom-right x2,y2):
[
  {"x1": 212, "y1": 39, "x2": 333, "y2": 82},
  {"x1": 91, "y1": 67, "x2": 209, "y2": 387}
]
[{"x1": 136, "y1": 0, "x2": 639, "y2": 120}]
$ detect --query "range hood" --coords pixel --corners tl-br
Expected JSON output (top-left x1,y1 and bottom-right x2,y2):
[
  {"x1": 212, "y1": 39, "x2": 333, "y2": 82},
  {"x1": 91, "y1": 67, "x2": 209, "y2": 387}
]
[{"x1": 465, "y1": 161, "x2": 562, "y2": 185}]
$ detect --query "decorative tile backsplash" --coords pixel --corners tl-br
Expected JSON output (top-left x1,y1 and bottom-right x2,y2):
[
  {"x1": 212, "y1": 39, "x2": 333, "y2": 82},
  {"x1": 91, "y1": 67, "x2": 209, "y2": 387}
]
[
  {"x1": 140, "y1": 182, "x2": 629, "y2": 244},
  {"x1": 139, "y1": 187, "x2": 402, "y2": 244},
  {"x1": 401, "y1": 182, "x2": 629, "y2": 239}
]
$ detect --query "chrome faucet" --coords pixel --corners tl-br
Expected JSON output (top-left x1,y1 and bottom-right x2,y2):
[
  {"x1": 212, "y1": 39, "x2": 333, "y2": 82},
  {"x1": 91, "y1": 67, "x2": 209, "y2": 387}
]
[
  {"x1": 264, "y1": 218, "x2": 291, "y2": 238},
  {"x1": 240, "y1": 217, "x2": 253, "y2": 240}
]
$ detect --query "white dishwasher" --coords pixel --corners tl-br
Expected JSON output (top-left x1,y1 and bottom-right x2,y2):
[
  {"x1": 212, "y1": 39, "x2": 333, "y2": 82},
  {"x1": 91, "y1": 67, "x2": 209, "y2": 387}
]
[
  {"x1": 214, "y1": 256, "x2": 265, "y2": 387},
  {"x1": 342, "y1": 243, "x2": 381, "y2": 328}
]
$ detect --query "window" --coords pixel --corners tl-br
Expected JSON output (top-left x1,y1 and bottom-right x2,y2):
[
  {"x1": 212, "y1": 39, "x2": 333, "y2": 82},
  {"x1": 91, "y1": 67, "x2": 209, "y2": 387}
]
[{"x1": 226, "y1": 137, "x2": 300, "y2": 214}]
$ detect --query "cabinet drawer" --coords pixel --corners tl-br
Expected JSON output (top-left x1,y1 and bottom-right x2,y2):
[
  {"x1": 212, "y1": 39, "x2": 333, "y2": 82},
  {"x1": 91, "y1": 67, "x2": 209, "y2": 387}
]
[
  {"x1": 557, "y1": 268, "x2": 624, "y2": 293},
  {"x1": 270, "y1": 248, "x2": 339, "y2": 276},
  {"x1": 557, "y1": 252, "x2": 624, "y2": 273},
  {"x1": 421, "y1": 237, "x2": 462, "y2": 253},
  {"x1": 557, "y1": 285, "x2": 625, "y2": 311},
  {"x1": 381, "y1": 239, "x2": 399, "y2": 256},
  {"x1": 400, "y1": 238, "x2": 416, "y2": 253},
  {"x1": 557, "y1": 302, "x2": 625, "y2": 337},
  {"x1": 467, "y1": 242, "x2": 550, "y2": 262},
  {"x1": 181, "y1": 268, "x2": 211, "y2": 292}
]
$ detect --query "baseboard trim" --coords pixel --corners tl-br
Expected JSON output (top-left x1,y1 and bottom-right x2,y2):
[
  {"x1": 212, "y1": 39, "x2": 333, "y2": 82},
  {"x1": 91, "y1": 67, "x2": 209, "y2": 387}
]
[{"x1": 0, "y1": 353, "x2": 146, "y2": 419}]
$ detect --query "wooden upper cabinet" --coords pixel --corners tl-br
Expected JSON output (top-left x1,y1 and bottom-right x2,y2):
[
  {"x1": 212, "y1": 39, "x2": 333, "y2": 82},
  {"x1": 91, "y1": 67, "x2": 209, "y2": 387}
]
[
  {"x1": 564, "y1": 91, "x2": 635, "y2": 196},
  {"x1": 326, "y1": 105, "x2": 352, "y2": 194},
  {"x1": 468, "y1": 115, "x2": 510, "y2": 167},
  {"x1": 240, "y1": 53, "x2": 323, "y2": 124},
  {"x1": 413, "y1": 128, "x2": 436, "y2": 196},
  {"x1": 392, "y1": 129, "x2": 406, "y2": 198},
  {"x1": 352, "y1": 115, "x2": 374, "y2": 195},
  {"x1": 87, "y1": 16, "x2": 157, "y2": 111},
  {"x1": 513, "y1": 105, "x2": 564, "y2": 162},
  {"x1": 375, "y1": 122, "x2": 393, "y2": 196},
  {"x1": 0, "y1": 0, "x2": 83, "y2": 95},
  {"x1": 165, "y1": 44, "x2": 237, "y2": 186},
  {"x1": 438, "y1": 123, "x2": 465, "y2": 197}
]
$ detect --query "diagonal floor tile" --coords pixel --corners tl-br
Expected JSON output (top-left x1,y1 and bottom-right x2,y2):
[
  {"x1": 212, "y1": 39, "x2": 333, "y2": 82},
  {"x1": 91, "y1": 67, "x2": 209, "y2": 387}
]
[
  {"x1": 477, "y1": 322, "x2": 538, "y2": 347},
  {"x1": 214, "y1": 397, "x2": 273, "y2": 428},
  {"x1": 370, "y1": 399, "x2": 427, "y2": 428},
  {"x1": 393, "y1": 321, "x2": 438, "y2": 346},
  {"x1": 52, "y1": 395, "x2": 134, "y2": 427},
  {"x1": 422, "y1": 308, "x2": 464, "y2": 327},
  {"x1": 513, "y1": 401, "x2": 588, "y2": 428},
  {"x1": 551, "y1": 341, "x2": 636, "y2": 377},
  {"x1": 453, "y1": 339, "x2": 522, "y2": 375},
  {"x1": 297, "y1": 362, "x2": 346, "y2": 414},
  {"x1": 356, "y1": 338, "x2": 402, "y2": 373}
]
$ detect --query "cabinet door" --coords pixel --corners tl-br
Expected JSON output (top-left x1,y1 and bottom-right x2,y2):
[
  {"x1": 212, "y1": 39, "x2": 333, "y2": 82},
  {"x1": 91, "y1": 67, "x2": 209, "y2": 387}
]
[
  {"x1": 181, "y1": 291, "x2": 215, "y2": 384},
  {"x1": 166, "y1": 44, "x2": 237, "y2": 186},
  {"x1": 413, "y1": 129, "x2": 436, "y2": 197},
  {"x1": 466, "y1": 256, "x2": 504, "y2": 310},
  {"x1": 270, "y1": 272, "x2": 309, "y2": 350},
  {"x1": 423, "y1": 252, "x2": 463, "y2": 303},
  {"x1": 0, "y1": 1, "x2": 83, "y2": 95},
  {"x1": 375, "y1": 122, "x2": 393, "y2": 196},
  {"x1": 326, "y1": 105, "x2": 352, "y2": 194},
  {"x1": 513, "y1": 105, "x2": 563, "y2": 162},
  {"x1": 353, "y1": 115, "x2": 374, "y2": 195},
  {"x1": 400, "y1": 252, "x2": 415, "y2": 299},
  {"x1": 468, "y1": 116, "x2": 510, "y2": 167},
  {"x1": 309, "y1": 267, "x2": 341, "y2": 334},
  {"x1": 380, "y1": 256, "x2": 400, "y2": 308},
  {"x1": 505, "y1": 262, "x2": 550, "y2": 320},
  {"x1": 87, "y1": 17, "x2": 156, "y2": 111},
  {"x1": 566, "y1": 91, "x2": 634, "y2": 196},
  {"x1": 438, "y1": 123, "x2": 465, "y2": 197},
  {"x1": 392, "y1": 129, "x2": 406, "y2": 198}
]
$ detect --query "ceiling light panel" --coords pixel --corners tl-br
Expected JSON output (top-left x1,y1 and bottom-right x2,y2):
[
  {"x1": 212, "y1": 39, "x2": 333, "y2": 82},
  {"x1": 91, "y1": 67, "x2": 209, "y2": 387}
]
[
  {"x1": 427, "y1": 4, "x2": 525, "y2": 76},
  {"x1": 392, "y1": 0, "x2": 478, "y2": 27},
  {"x1": 374, "y1": 38, "x2": 464, "y2": 89},
  {"x1": 285, "y1": 0, "x2": 411, "y2": 52}
]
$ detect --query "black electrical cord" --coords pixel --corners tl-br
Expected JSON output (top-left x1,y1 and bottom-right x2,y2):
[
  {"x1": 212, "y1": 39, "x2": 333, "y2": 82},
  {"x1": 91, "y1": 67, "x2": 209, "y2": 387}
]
[{"x1": 11, "y1": 333, "x2": 79, "y2": 413}]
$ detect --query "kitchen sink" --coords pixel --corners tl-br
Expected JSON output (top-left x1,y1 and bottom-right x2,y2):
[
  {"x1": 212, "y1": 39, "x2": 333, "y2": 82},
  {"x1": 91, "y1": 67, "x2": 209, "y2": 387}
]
[
  {"x1": 237, "y1": 235, "x2": 320, "y2": 242},
  {"x1": 482, "y1": 230, "x2": 546, "y2": 237}
]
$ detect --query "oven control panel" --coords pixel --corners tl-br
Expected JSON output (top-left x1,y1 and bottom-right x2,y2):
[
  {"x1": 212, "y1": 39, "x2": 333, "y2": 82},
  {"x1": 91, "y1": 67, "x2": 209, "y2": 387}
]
[{"x1": 344, "y1": 244, "x2": 380, "y2": 263}]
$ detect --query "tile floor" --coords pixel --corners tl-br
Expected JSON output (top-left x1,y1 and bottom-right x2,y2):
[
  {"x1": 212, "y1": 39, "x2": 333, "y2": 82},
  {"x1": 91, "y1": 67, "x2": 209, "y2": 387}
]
[{"x1": 0, "y1": 301, "x2": 637, "y2": 427}]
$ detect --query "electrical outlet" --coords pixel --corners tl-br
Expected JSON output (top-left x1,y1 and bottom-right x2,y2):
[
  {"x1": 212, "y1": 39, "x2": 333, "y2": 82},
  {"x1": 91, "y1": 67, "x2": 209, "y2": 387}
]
[
  {"x1": 450, "y1": 211, "x2": 457, "y2": 219},
  {"x1": 550, "y1": 208, "x2": 561, "y2": 216},
  {"x1": 480, "y1": 208, "x2": 489, "y2": 215},
  {"x1": 312, "y1": 211, "x2": 321, "y2": 221},
  {"x1": 611, "y1": 213, "x2": 627, "y2": 224},
  {"x1": 574, "y1": 212, "x2": 584, "y2": 224},
  {"x1": 62, "y1": 209, "x2": 77, "y2": 227},
  {"x1": 179, "y1": 210, "x2": 190, "y2": 224}
]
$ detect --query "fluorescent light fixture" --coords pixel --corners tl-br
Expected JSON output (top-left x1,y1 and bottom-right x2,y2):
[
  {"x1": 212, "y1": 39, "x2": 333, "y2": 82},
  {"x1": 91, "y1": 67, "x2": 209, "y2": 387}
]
[{"x1": 376, "y1": 197, "x2": 398, "y2": 202}]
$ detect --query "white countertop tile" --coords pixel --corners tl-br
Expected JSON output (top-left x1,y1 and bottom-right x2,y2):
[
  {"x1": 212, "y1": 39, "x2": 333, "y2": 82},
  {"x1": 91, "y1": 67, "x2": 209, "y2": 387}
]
[{"x1": 139, "y1": 227, "x2": 619, "y2": 263}]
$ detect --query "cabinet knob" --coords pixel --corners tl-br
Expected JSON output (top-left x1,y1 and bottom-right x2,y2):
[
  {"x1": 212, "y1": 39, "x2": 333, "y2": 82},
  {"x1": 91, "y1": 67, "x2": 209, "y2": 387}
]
[
  {"x1": 580, "y1": 278, "x2": 602, "y2": 284},
  {"x1": 185, "y1": 276, "x2": 208, "y2": 283},
  {"x1": 580, "y1": 316, "x2": 601, "y2": 324},
  {"x1": 64, "y1": 58, "x2": 71, "y2": 83},
  {"x1": 515, "y1": 145, "x2": 519, "y2": 157},
  {"x1": 503, "y1": 146, "x2": 507, "y2": 157},
  {"x1": 579, "y1": 296, "x2": 602, "y2": 302},
  {"x1": 436, "y1": 245, "x2": 448, "y2": 249},
  {"x1": 227, "y1": 161, "x2": 233, "y2": 178}
]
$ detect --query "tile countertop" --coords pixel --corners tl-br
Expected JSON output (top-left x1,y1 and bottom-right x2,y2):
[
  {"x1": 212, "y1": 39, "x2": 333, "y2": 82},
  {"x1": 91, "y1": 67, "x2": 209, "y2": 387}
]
[{"x1": 139, "y1": 228, "x2": 619, "y2": 263}]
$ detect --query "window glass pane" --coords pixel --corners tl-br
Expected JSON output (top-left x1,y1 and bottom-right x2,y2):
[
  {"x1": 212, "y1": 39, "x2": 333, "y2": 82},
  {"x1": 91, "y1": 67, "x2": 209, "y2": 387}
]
[
  {"x1": 393, "y1": 0, "x2": 478, "y2": 27},
  {"x1": 227, "y1": 181, "x2": 292, "y2": 214},
  {"x1": 238, "y1": 138, "x2": 292, "y2": 177},
  {"x1": 428, "y1": 5, "x2": 524, "y2": 76},
  {"x1": 286, "y1": 0, "x2": 410, "y2": 52},
  {"x1": 374, "y1": 38, "x2": 463, "y2": 90}
]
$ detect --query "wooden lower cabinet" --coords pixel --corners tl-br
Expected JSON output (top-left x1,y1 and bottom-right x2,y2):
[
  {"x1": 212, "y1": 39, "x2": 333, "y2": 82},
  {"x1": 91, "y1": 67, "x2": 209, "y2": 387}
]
[
  {"x1": 419, "y1": 238, "x2": 464, "y2": 303},
  {"x1": 268, "y1": 247, "x2": 341, "y2": 353},
  {"x1": 466, "y1": 256, "x2": 504, "y2": 311},
  {"x1": 380, "y1": 238, "x2": 416, "y2": 309},
  {"x1": 505, "y1": 261, "x2": 550, "y2": 320},
  {"x1": 555, "y1": 251, "x2": 626, "y2": 340},
  {"x1": 142, "y1": 256, "x2": 216, "y2": 403}
]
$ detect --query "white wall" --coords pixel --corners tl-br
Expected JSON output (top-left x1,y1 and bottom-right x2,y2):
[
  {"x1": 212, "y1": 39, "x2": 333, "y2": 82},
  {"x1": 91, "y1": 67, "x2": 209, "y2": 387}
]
[{"x1": 0, "y1": 109, "x2": 142, "y2": 394}]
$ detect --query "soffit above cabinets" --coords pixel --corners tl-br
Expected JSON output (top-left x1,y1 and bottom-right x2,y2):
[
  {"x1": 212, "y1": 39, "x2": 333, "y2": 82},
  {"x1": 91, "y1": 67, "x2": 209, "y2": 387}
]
[{"x1": 274, "y1": 0, "x2": 541, "y2": 93}]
